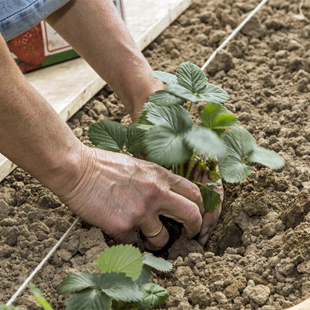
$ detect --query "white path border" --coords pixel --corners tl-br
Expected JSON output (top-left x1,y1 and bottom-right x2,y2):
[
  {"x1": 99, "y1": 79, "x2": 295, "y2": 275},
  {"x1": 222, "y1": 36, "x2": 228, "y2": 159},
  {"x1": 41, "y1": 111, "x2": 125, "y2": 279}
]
[{"x1": 0, "y1": 0, "x2": 192, "y2": 183}]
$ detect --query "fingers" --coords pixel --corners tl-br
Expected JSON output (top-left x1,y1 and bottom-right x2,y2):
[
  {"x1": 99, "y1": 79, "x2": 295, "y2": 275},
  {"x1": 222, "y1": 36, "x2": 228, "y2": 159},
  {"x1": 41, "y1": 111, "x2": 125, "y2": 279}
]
[
  {"x1": 139, "y1": 217, "x2": 169, "y2": 251},
  {"x1": 160, "y1": 190, "x2": 202, "y2": 239},
  {"x1": 169, "y1": 173, "x2": 204, "y2": 214},
  {"x1": 197, "y1": 169, "x2": 224, "y2": 245},
  {"x1": 197, "y1": 205, "x2": 222, "y2": 245},
  {"x1": 113, "y1": 229, "x2": 138, "y2": 245}
]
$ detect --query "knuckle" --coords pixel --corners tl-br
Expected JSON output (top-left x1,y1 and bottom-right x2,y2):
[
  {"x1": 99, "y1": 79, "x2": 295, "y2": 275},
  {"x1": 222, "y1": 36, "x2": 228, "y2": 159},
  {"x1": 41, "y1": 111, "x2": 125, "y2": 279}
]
[
  {"x1": 131, "y1": 204, "x2": 147, "y2": 219},
  {"x1": 114, "y1": 221, "x2": 132, "y2": 235},
  {"x1": 152, "y1": 163, "x2": 165, "y2": 175},
  {"x1": 144, "y1": 181, "x2": 164, "y2": 202},
  {"x1": 191, "y1": 184, "x2": 203, "y2": 204}
]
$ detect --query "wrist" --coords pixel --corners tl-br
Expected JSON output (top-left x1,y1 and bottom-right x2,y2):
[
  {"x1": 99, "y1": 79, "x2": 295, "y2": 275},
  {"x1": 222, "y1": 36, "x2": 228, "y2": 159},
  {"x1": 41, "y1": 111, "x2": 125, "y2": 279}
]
[
  {"x1": 122, "y1": 77, "x2": 164, "y2": 121},
  {"x1": 38, "y1": 140, "x2": 89, "y2": 200}
]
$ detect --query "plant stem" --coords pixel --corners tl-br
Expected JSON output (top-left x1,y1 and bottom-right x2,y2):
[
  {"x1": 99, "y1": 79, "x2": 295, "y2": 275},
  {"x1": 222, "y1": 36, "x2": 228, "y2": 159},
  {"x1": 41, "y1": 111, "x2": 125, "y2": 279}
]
[
  {"x1": 194, "y1": 181, "x2": 222, "y2": 187},
  {"x1": 172, "y1": 165, "x2": 180, "y2": 175},
  {"x1": 188, "y1": 102, "x2": 193, "y2": 113},
  {"x1": 179, "y1": 163, "x2": 184, "y2": 177},
  {"x1": 193, "y1": 165, "x2": 204, "y2": 183},
  {"x1": 194, "y1": 181, "x2": 208, "y2": 188},
  {"x1": 186, "y1": 152, "x2": 197, "y2": 179}
]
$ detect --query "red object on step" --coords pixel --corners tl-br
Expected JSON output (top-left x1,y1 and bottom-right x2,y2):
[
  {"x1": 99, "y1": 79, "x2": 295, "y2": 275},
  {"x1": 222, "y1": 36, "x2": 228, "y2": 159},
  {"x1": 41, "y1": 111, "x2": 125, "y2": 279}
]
[{"x1": 7, "y1": 23, "x2": 48, "y2": 67}]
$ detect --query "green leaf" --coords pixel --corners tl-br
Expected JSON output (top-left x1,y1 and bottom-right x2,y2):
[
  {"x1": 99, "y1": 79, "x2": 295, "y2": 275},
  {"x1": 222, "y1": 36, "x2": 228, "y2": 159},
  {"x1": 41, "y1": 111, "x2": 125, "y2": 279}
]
[
  {"x1": 201, "y1": 103, "x2": 226, "y2": 128},
  {"x1": 213, "y1": 114, "x2": 239, "y2": 130},
  {"x1": 166, "y1": 83, "x2": 230, "y2": 105},
  {"x1": 247, "y1": 147, "x2": 285, "y2": 170},
  {"x1": 137, "y1": 102, "x2": 157, "y2": 130},
  {"x1": 0, "y1": 306, "x2": 23, "y2": 310},
  {"x1": 150, "y1": 71, "x2": 178, "y2": 84},
  {"x1": 139, "y1": 284, "x2": 169, "y2": 308},
  {"x1": 99, "y1": 272, "x2": 143, "y2": 302},
  {"x1": 185, "y1": 127, "x2": 226, "y2": 159},
  {"x1": 126, "y1": 124, "x2": 145, "y2": 155},
  {"x1": 146, "y1": 105, "x2": 193, "y2": 133},
  {"x1": 95, "y1": 245, "x2": 143, "y2": 281},
  {"x1": 219, "y1": 153, "x2": 253, "y2": 183},
  {"x1": 88, "y1": 120, "x2": 126, "y2": 152},
  {"x1": 166, "y1": 84, "x2": 207, "y2": 103},
  {"x1": 30, "y1": 283, "x2": 54, "y2": 310},
  {"x1": 219, "y1": 128, "x2": 256, "y2": 183},
  {"x1": 136, "y1": 124, "x2": 153, "y2": 131},
  {"x1": 143, "y1": 105, "x2": 193, "y2": 166},
  {"x1": 145, "y1": 126, "x2": 191, "y2": 166},
  {"x1": 135, "y1": 265, "x2": 152, "y2": 288},
  {"x1": 200, "y1": 83, "x2": 230, "y2": 104},
  {"x1": 224, "y1": 127, "x2": 256, "y2": 157},
  {"x1": 59, "y1": 270, "x2": 100, "y2": 294},
  {"x1": 201, "y1": 103, "x2": 239, "y2": 130},
  {"x1": 176, "y1": 62, "x2": 208, "y2": 93},
  {"x1": 65, "y1": 289, "x2": 112, "y2": 310},
  {"x1": 148, "y1": 90, "x2": 185, "y2": 106},
  {"x1": 143, "y1": 254, "x2": 172, "y2": 272},
  {"x1": 200, "y1": 187, "x2": 221, "y2": 212}
]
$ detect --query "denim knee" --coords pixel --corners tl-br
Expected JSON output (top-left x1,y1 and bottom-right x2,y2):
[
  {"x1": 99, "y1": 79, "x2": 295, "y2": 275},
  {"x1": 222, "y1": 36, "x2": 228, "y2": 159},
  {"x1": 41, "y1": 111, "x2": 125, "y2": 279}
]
[{"x1": 0, "y1": 0, "x2": 71, "y2": 41}]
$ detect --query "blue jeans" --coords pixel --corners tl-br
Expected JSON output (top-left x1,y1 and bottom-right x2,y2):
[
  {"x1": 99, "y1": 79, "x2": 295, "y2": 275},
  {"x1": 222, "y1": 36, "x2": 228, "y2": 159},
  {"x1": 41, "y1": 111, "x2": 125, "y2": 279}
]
[{"x1": 0, "y1": 0, "x2": 71, "y2": 41}]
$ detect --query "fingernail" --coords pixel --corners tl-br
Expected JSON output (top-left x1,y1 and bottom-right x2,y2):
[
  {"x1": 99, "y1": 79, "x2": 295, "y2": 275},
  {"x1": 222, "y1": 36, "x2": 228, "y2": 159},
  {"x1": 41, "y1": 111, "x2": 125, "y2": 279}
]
[
  {"x1": 200, "y1": 226, "x2": 210, "y2": 238},
  {"x1": 198, "y1": 233, "x2": 210, "y2": 245},
  {"x1": 182, "y1": 228, "x2": 193, "y2": 239}
]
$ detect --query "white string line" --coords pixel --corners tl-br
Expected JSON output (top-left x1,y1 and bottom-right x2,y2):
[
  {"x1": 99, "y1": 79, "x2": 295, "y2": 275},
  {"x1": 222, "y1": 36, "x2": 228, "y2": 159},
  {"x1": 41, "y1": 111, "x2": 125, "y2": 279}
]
[
  {"x1": 299, "y1": 0, "x2": 305, "y2": 16},
  {"x1": 6, "y1": 217, "x2": 80, "y2": 306},
  {"x1": 201, "y1": 0, "x2": 269, "y2": 71},
  {"x1": 298, "y1": 0, "x2": 308, "y2": 20}
]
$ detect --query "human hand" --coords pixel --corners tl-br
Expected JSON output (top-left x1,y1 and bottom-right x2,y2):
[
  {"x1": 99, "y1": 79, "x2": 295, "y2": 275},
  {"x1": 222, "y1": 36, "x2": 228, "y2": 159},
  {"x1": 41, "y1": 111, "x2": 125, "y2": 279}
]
[
  {"x1": 197, "y1": 169, "x2": 224, "y2": 245},
  {"x1": 51, "y1": 145, "x2": 204, "y2": 251}
]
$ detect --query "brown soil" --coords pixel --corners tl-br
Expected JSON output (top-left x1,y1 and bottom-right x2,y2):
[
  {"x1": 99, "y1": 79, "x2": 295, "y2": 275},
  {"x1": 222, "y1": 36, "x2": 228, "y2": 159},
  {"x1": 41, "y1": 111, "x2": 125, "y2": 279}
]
[{"x1": 1, "y1": 0, "x2": 310, "y2": 309}]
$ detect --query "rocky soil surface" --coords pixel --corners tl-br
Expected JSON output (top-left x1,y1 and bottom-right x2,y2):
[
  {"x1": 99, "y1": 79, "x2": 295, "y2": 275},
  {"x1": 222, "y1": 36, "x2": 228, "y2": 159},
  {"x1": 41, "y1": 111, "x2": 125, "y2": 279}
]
[{"x1": 1, "y1": 0, "x2": 310, "y2": 309}]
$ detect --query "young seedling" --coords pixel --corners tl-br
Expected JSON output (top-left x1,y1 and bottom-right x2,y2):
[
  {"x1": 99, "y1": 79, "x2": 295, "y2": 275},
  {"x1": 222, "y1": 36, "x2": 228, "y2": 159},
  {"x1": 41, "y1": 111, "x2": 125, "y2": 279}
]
[
  {"x1": 1, "y1": 246, "x2": 170, "y2": 310},
  {"x1": 0, "y1": 283, "x2": 54, "y2": 310},
  {"x1": 29, "y1": 283, "x2": 54, "y2": 310},
  {"x1": 59, "y1": 245, "x2": 172, "y2": 310},
  {"x1": 89, "y1": 62, "x2": 284, "y2": 211}
]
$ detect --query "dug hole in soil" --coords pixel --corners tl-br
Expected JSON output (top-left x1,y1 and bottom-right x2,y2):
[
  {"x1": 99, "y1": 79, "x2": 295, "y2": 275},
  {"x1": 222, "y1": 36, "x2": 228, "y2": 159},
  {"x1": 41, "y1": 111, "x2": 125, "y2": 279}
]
[{"x1": 1, "y1": 0, "x2": 310, "y2": 309}]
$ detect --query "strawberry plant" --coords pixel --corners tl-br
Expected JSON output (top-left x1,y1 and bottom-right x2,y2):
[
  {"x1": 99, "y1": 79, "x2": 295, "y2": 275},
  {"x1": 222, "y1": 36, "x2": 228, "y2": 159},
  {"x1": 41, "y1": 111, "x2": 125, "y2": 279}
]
[
  {"x1": 0, "y1": 283, "x2": 54, "y2": 310},
  {"x1": 59, "y1": 245, "x2": 172, "y2": 310},
  {"x1": 89, "y1": 62, "x2": 284, "y2": 211},
  {"x1": 0, "y1": 246, "x2": 170, "y2": 310}
]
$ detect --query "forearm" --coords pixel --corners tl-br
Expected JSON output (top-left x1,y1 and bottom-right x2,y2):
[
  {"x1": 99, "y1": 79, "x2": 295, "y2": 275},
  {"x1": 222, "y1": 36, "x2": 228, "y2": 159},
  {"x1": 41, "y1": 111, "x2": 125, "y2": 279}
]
[
  {"x1": 46, "y1": 0, "x2": 163, "y2": 119},
  {"x1": 0, "y1": 34, "x2": 84, "y2": 194}
]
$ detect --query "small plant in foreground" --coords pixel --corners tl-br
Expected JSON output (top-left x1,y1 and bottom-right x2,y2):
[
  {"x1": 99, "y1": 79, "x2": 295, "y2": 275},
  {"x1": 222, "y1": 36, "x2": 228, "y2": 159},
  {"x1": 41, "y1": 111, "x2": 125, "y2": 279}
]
[
  {"x1": 0, "y1": 246, "x2": 170, "y2": 310},
  {"x1": 89, "y1": 62, "x2": 284, "y2": 211},
  {"x1": 0, "y1": 283, "x2": 54, "y2": 310},
  {"x1": 59, "y1": 245, "x2": 172, "y2": 310}
]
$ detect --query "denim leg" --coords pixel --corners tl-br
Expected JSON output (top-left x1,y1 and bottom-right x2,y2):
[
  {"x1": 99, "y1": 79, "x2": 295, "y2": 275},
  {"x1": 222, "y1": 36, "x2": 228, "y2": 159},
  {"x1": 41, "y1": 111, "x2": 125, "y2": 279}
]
[{"x1": 0, "y1": 0, "x2": 72, "y2": 41}]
